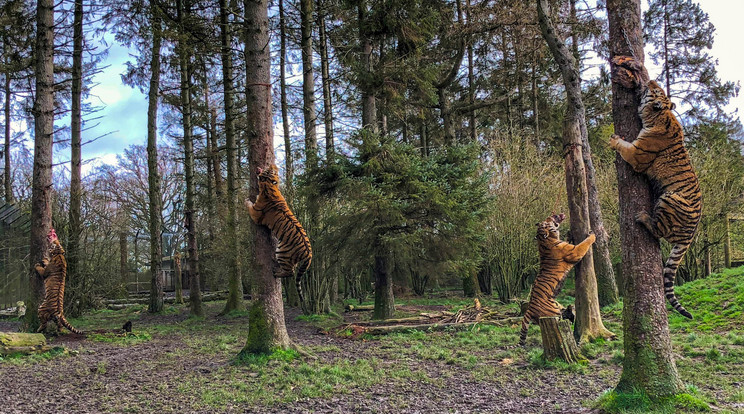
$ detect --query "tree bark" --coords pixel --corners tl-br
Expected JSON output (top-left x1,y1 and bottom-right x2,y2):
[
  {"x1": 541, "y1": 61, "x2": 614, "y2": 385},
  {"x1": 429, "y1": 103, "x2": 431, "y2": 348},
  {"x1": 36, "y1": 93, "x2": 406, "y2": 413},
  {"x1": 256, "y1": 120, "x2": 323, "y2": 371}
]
[
  {"x1": 147, "y1": 3, "x2": 164, "y2": 314},
  {"x1": 317, "y1": 0, "x2": 335, "y2": 160},
  {"x1": 220, "y1": 0, "x2": 244, "y2": 314},
  {"x1": 539, "y1": 317, "x2": 582, "y2": 363},
  {"x1": 25, "y1": 0, "x2": 55, "y2": 332},
  {"x1": 358, "y1": 1, "x2": 377, "y2": 133},
  {"x1": 278, "y1": 0, "x2": 294, "y2": 202},
  {"x1": 177, "y1": 0, "x2": 202, "y2": 317},
  {"x1": 240, "y1": 0, "x2": 291, "y2": 355},
  {"x1": 68, "y1": 0, "x2": 84, "y2": 302},
  {"x1": 607, "y1": 0, "x2": 684, "y2": 398},
  {"x1": 174, "y1": 251, "x2": 183, "y2": 304},
  {"x1": 120, "y1": 229, "x2": 128, "y2": 295},
  {"x1": 724, "y1": 217, "x2": 731, "y2": 268},
  {"x1": 373, "y1": 250, "x2": 394, "y2": 320},
  {"x1": 537, "y1": 0, "x2": 614, "y2": 344},
  {"x1": 300, "y1": 0, "x2": 318, "y2": 169},
  {"x1": 3, "y1": 69, "x2": 12, "y2": 204}
]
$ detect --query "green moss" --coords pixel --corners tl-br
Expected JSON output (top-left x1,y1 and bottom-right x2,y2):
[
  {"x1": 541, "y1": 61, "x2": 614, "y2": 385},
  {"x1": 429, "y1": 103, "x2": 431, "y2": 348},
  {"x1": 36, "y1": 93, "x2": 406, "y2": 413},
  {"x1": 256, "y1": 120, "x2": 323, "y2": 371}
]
[
  {"x1": 597, "y1": 388, "x2": 709, "y2": 413},
  {"x1": 239, "y1": 303, "x2": 274, "y2": 356}
]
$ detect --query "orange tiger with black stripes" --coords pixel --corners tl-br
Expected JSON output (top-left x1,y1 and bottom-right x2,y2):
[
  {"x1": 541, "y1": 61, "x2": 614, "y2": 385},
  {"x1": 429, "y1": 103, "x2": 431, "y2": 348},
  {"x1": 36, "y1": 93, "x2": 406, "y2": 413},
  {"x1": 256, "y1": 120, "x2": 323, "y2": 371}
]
[
  {"x1": 609, "y1": 70, "x2": 700, "y2": 319},
  {"x1": 34, "y1": 228, "x2": 83, "y2": 334},
  {"x1": 245, "y1": 164, "x2": 312, "y2": 304},
  {"x1": 519, "y1": 214, "x2": 594, "y2": 346}
]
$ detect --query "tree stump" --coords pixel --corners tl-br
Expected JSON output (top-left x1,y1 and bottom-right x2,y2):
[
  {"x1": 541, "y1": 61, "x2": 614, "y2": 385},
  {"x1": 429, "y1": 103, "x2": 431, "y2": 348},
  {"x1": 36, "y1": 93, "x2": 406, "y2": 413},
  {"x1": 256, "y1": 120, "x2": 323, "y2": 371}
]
[{"x1": 538, "y1": 317, "x2": 582, "y2": 363}]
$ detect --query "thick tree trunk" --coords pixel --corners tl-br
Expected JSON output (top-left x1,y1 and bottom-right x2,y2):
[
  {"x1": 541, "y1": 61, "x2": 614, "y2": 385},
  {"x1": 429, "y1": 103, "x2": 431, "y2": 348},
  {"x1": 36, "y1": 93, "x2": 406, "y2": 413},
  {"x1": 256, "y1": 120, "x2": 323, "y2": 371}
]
[
  {"x1": 120, "y1": 230, "x2": 128, "y2": 294},
  {"x1": 537, "y1": 0, "x2": 614, "y2": 344},
  {"x1": 373, "y1": 251, "x2": 394, "y2": 320},
  {"x1": 607, "y1": 0, "x2": 684, "y2": 398},
  {"x1": 220, "y1": 0, "x2": 244, "y2": 314},
  {"x1": 68, "y1": 0, "x2": 83, "y2": 301},
  {"x1": 4, "y1": 70, "x2": 12, "y2": 204},
  {"x1": 147, "y1": 4, "x2": 164, "y2": 314},
  {"x1": 174, "y1": 252, "x2": 183, "y2": 304},
  {"x1": 25, "y1": 0, "x2": 55, "y2": 332},
  {"x1": 240, "y1": 0, "x2": 291, "y2": 355},
  {"x1": 317, "y1": 0, "x2": 335, "y2": 160},
  {"x1": 278, "y1": 0, "x2": 294, "y2": 202},
  {"x1": 177, "y1": 0, "x2": 202, "y2": 317}
]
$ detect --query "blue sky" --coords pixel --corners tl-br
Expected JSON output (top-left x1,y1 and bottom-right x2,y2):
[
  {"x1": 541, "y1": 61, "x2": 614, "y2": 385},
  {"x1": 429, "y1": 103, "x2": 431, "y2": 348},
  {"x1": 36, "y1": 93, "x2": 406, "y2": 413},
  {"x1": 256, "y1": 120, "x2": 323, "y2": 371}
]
[{"x1": 36, "y1": 0, "x2": 744, "y2": 174}]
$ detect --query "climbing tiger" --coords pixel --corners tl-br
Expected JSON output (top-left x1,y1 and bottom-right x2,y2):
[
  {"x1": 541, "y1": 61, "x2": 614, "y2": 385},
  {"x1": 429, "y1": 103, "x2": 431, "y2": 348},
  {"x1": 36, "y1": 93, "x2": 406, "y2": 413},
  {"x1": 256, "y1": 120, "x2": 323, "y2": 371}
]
[
  {"x1": 609, "y1": 78, "x2": 701, "y2": 319},
  {"x1": 245, "y1": 164, "x2": 312, "y2": 305},
  {"x1": 519, "y1": 214, "x2": 595, "y2": 346},
  {"x1": 35, "y1": 228, "x2": 83, "y2": 335}
]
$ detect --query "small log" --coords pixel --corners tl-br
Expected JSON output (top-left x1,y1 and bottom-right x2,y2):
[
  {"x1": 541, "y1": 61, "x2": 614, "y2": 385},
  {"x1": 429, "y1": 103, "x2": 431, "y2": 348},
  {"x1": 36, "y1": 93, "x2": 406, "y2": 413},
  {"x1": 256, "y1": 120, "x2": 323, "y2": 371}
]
[
  {"x1": 0, "y1": 332, "x2": 47, "y2": 347},
  {"x1": 344, "y1": 304, "x2": 376, "y2": 312},
  {"x1": 365, "y1": 318, "x2": 523, "y2": 335},
  {"x1": 538, "y1": 317, "x2": 582, "y2": 364},
  {"x1": 1, "y1": 345, "x2": 54, "y2": 355},
  {"x1": 351, "y1": 316, "x2": 430, "y2": 326}
]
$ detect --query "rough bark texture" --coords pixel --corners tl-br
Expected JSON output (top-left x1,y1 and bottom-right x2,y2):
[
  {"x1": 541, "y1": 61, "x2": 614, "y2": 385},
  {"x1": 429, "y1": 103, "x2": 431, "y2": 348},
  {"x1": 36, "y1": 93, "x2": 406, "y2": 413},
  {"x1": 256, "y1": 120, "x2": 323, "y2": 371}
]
[
  {"x1": 537, "y1": 0, "x2": 614, "y2": 344},
  {"x1": 606, "y1": 0, "x2": 684, "y2": 397},
  {"x1": 278, "y1": 0, "x2": 294, "y2": 204},
  {"x1": 4, "y1": 69, "x2": 12, "y2": 203},
  {"x1": 539, "y1": 317, "x2": 582, "y2": 363},
  {"x1": 240, "y1": 0, "x2": 291, "y2": 355},
  {"x1": 68, "y1": 0, "x2": 83, "y2": 299},
  {"x1": 119, "y1": 230, "x2": 128, "y2": 293},
  {"x1": 177, "y1": 0, "x2": 202, "y2": 317},
  {"x1": 26, "y1": 0, "x2": 55, "y2": 332},
  {"x1": 174, "y1": 252, "x2": 183, "y2": 304},
  {"x1": 373, "y1": 251, "x2": 395, "y2": 320},
  {"x1": 147, "y1": 4, "x2": 164, "y2": 314},
  {"x1": 300, "y1": 0, "x2": 318, "y2": 168},
  {"x1": 724, "y1": 218, "x2": 731, "y2": 268},
  {"x1": 220, "y1": 0, "x2": 244, "y2": 315},
  {"x1": 358, "y1": 2, "x2": 377, "y2": 133}
]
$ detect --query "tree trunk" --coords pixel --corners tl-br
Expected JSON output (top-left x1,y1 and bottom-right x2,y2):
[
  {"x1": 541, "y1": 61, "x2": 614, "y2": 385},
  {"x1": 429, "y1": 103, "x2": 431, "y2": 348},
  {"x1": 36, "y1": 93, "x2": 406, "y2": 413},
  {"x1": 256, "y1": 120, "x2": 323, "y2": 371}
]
[
  {"x1": 177, "y1": 0, "x2": 202, "y2": 317},
  {"x1": 466, "y1": 0, "x2": 476, "y2": 143},
  {"x1": 68, "y1": 0, "x2": 83, "y2": 305},
  {"x1": 373, "y1": 251, "x2": 394, "y2": 320},
  {"x1": 25, "y1": 0, "x2": 55, "y2": 332},
  {"x1": 300, "y1": 0, "x2": 318, "y2": 169},
  {"x1": 724, "y1": 217, "x2": 731, "y2": 268},
  {"x1": 539, "y1": 317, "x2": 582, "y2": 363},
  {"x1": 537, "y1": 0, "x2": 614, "y2": 344},
  {"x1": 3, "y1": 69, "x2": 12, "y2": 204},
  {"x1": 607, "y1": 0, "x2": 684, "y2": 398},
  {"x1": 220, "y1": 0, "x2": 244, "y2": 315},
  {"x1": 358, "y1": 1, "x2": 377, "y2": 133},
  {"x1": 147, "y1": 3, "x2": 164, "y2": 314},
  {"x1": 240, "y1": 0, "x2": 291, "y2": 355},
  {"x1": 278, "y1": 0, "x2": 294, "y2": 201},
  {"x1": 174, "y1": 252, "x2": 183, "y2": 304},
  {"x1": 317, "y1": 0, "x2": 334, "y2": 160},
  {"x1": 120, "y1": 229, "x2": 128, "y2": 295}
]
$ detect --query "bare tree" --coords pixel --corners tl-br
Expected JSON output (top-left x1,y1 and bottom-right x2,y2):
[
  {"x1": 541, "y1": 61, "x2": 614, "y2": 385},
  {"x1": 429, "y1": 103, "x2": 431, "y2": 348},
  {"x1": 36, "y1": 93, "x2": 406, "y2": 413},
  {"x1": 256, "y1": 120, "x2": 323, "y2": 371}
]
[{"x1": 68, "y1": 0, "x2": 84, "y2": 299}]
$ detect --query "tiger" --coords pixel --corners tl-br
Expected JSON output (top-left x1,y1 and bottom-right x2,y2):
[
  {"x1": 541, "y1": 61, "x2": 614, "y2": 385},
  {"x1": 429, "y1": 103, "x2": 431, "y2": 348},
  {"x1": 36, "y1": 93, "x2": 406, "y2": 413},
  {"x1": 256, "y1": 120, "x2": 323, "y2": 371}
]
[
  {"x1": 245, "y1": 164, "x2": 312, "y2": 305},
  {"x1": 609, "y1": 78, "x2": 701, "y2": 319},
  {"x1": 519, "y1": 214, "x2": 595, "y2": 346},
  {"x1": 34, "y1": 228, "x2": 83, "y2": 335}
]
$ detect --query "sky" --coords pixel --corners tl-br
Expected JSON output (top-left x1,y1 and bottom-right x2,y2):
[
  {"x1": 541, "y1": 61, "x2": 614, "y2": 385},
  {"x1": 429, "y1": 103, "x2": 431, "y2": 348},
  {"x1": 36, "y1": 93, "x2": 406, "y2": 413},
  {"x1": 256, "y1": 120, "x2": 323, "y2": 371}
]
[{"x1": 25, "y1": 0, "x2": 744, "y2": 174}]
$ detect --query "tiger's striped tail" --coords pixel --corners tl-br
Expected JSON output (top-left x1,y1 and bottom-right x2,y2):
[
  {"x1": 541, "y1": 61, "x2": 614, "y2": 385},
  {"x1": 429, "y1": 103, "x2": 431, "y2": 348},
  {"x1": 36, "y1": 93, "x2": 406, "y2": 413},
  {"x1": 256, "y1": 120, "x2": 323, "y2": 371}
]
[
  {"x1": 518, "y1": 316, "x2": 529, "y2": 347},
  {"x1": 664, "y1": 242, "x2": 693, "y2": 319},
  {"x1": 295, "y1": 256, "x2": 311, "y2": 308},
  {"x1": 58, "y1": 315, "x2": 84, "y2": 335}
]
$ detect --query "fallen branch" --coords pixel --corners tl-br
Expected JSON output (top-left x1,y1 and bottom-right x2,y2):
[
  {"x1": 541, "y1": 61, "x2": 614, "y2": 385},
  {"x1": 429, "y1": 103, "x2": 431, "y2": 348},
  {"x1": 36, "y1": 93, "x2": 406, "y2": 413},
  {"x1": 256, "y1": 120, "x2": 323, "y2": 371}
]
[{"x1": 364, "y1": 318, "x2": 523, "y2": 335}]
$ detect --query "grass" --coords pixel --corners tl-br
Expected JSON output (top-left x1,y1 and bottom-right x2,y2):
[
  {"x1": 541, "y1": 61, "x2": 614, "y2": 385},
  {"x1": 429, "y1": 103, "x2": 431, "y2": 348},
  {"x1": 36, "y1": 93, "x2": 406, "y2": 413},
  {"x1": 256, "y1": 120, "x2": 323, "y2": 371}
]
[{"x1": 597, "y1": 387, "x2": 710, "y2": 413}]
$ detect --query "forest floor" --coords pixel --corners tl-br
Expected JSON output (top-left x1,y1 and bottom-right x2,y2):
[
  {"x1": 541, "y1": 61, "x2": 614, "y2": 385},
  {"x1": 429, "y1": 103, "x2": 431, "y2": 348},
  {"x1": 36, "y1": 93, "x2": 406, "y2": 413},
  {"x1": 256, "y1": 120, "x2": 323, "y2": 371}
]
[{"x1": 1, "y1": 268, "x2": 744, "y2": 414}]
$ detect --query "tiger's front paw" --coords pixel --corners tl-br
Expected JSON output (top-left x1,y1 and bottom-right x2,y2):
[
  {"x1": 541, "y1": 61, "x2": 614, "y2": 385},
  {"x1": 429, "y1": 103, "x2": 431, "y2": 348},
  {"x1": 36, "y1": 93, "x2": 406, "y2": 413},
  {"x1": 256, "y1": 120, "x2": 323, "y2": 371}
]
[
  {"x1": 635, "y1": 212, "x2": 650, "y2": 224},
  {"x1": 244, "y1": 199, "x2": 254, "y2": 210},
  {"x1": 609, "y1": 134, "x2": 622, "y2": 149}
]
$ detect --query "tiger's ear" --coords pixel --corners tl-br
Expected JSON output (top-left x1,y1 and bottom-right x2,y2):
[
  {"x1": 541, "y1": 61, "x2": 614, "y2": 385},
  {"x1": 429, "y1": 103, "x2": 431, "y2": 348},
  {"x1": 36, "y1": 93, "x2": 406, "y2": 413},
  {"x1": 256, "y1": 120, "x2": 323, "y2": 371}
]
[{"x1": 670, "y1": 102, "x2": 676, "y2": 111}]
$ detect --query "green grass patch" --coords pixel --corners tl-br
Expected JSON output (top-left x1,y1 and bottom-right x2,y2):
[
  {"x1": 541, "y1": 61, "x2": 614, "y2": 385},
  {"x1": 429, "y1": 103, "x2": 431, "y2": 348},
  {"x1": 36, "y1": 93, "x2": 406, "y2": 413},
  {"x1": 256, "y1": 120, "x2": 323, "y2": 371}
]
[
  {"x1": 597, "y1": 387, "x2": 709, "y2": 413},
  {"x1": 0, "y1": 346, "x2": 68, "y2": 364},
  {"x1": 87, "y1": 331, "x2": 152, "y2": 345}
]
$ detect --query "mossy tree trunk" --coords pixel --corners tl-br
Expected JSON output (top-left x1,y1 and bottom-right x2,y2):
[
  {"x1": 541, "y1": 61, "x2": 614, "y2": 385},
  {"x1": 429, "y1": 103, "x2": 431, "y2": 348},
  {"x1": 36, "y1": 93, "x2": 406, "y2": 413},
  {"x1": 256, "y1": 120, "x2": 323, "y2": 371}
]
[
  {"x1": 373, "y1": 250, "x2": 394, "y2": 320},
  {"x1": 537, "y1": 0, "x2": 614, "y2": 344},
  {"x1": 240, "y1": 0, "x2": 291, "y2": 355},
  {"x1": 25, "y1": 0, "x2": 55, "y2": 332},
  {"x1": 607, "y1": 0, "x2": 684, "y2": 397}
]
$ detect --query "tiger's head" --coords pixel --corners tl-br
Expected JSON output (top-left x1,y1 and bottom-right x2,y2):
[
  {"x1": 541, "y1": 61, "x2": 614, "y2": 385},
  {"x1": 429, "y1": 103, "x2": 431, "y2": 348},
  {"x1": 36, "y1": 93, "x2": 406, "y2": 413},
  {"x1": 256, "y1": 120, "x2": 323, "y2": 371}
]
[
  {"x1": 257, "y1": 164, "x2": 281, "y2": 196},
  {"x1": 639, "y1": 80, "x2": 675, "y2": 124},
  {"x1": 536, "y1": 213, "x2": 565, "y2": 241},
  {"x1": 47, "y1": 228, "x2": 65, "y2": 256}
]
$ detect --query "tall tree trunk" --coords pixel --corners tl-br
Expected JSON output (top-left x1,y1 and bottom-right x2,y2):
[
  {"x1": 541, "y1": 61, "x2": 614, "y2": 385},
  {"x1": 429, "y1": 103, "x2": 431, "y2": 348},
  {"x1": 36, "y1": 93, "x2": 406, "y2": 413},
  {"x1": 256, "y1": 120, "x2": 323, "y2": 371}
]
[
  {"x1": 358, "y1": 1, "x2": 377, "y2": 133},
  {"x1": 174, "y1": 251, "x2": 183, "y2": 304},
  {"x1": 120, "y1": 229, "x2": 128, "y2": 295},
  {"x1": 300, "y1": 0, "x2": 318, "y2": 169},
  {"x1": 240, "y1": 0, "x2": 291, "y2": 356},
  {"x1": 178, "y1": 0, "x2": 202, "y2": 317},
  {"x1": 220, "y1": 0, "x2": 244, "y2": 314},
  {"x1": 607, "y1": 0, "x2": 684, "y2": 398},
  {"x1": 531, "y1": 37, "x2": 540, "y2": 138},
  {"x1": 25, "y1": 0, "x2": 55, "y2": 332},
  {"x1": 373, "y1": 249, "x2": 394, "y2": 320},
  {"x1": 209, "y1": 108, "x2": 225, "y2": 206},
  {"x1": 724, "y1": 217, "x2": 731, "y2": 268},
  {"x1": 435, "y1": 0, "x2": 465, "y2": 146},
  {"x1": 278, "y1": 0, "x2": 294, "y2": 202},
  {"x1": 466, "y1": 0, "x2": 476, "y2": 143},
  {"x1": 3, "y1": 69, "x2": 12, "y2": 204},
  {"x1": 68, "y1": 0, "x2": 83, "y2": 302},
  {"x1": 147, "y1": 3, "x2": 164, "y2": 314},
  {"x1": 317, "y1": 0, "x2": 334, "y2": 160},
  {"x1": 537, "y1": 0, "x2": 614, "y2": 344}
]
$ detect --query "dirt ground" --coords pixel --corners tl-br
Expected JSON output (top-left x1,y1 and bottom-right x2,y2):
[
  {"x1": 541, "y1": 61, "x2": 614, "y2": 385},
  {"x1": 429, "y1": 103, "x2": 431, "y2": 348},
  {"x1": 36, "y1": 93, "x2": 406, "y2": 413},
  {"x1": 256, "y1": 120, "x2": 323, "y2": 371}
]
[{"x1": 0, "y1": 304, "x2": 618, "y2": 414}]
